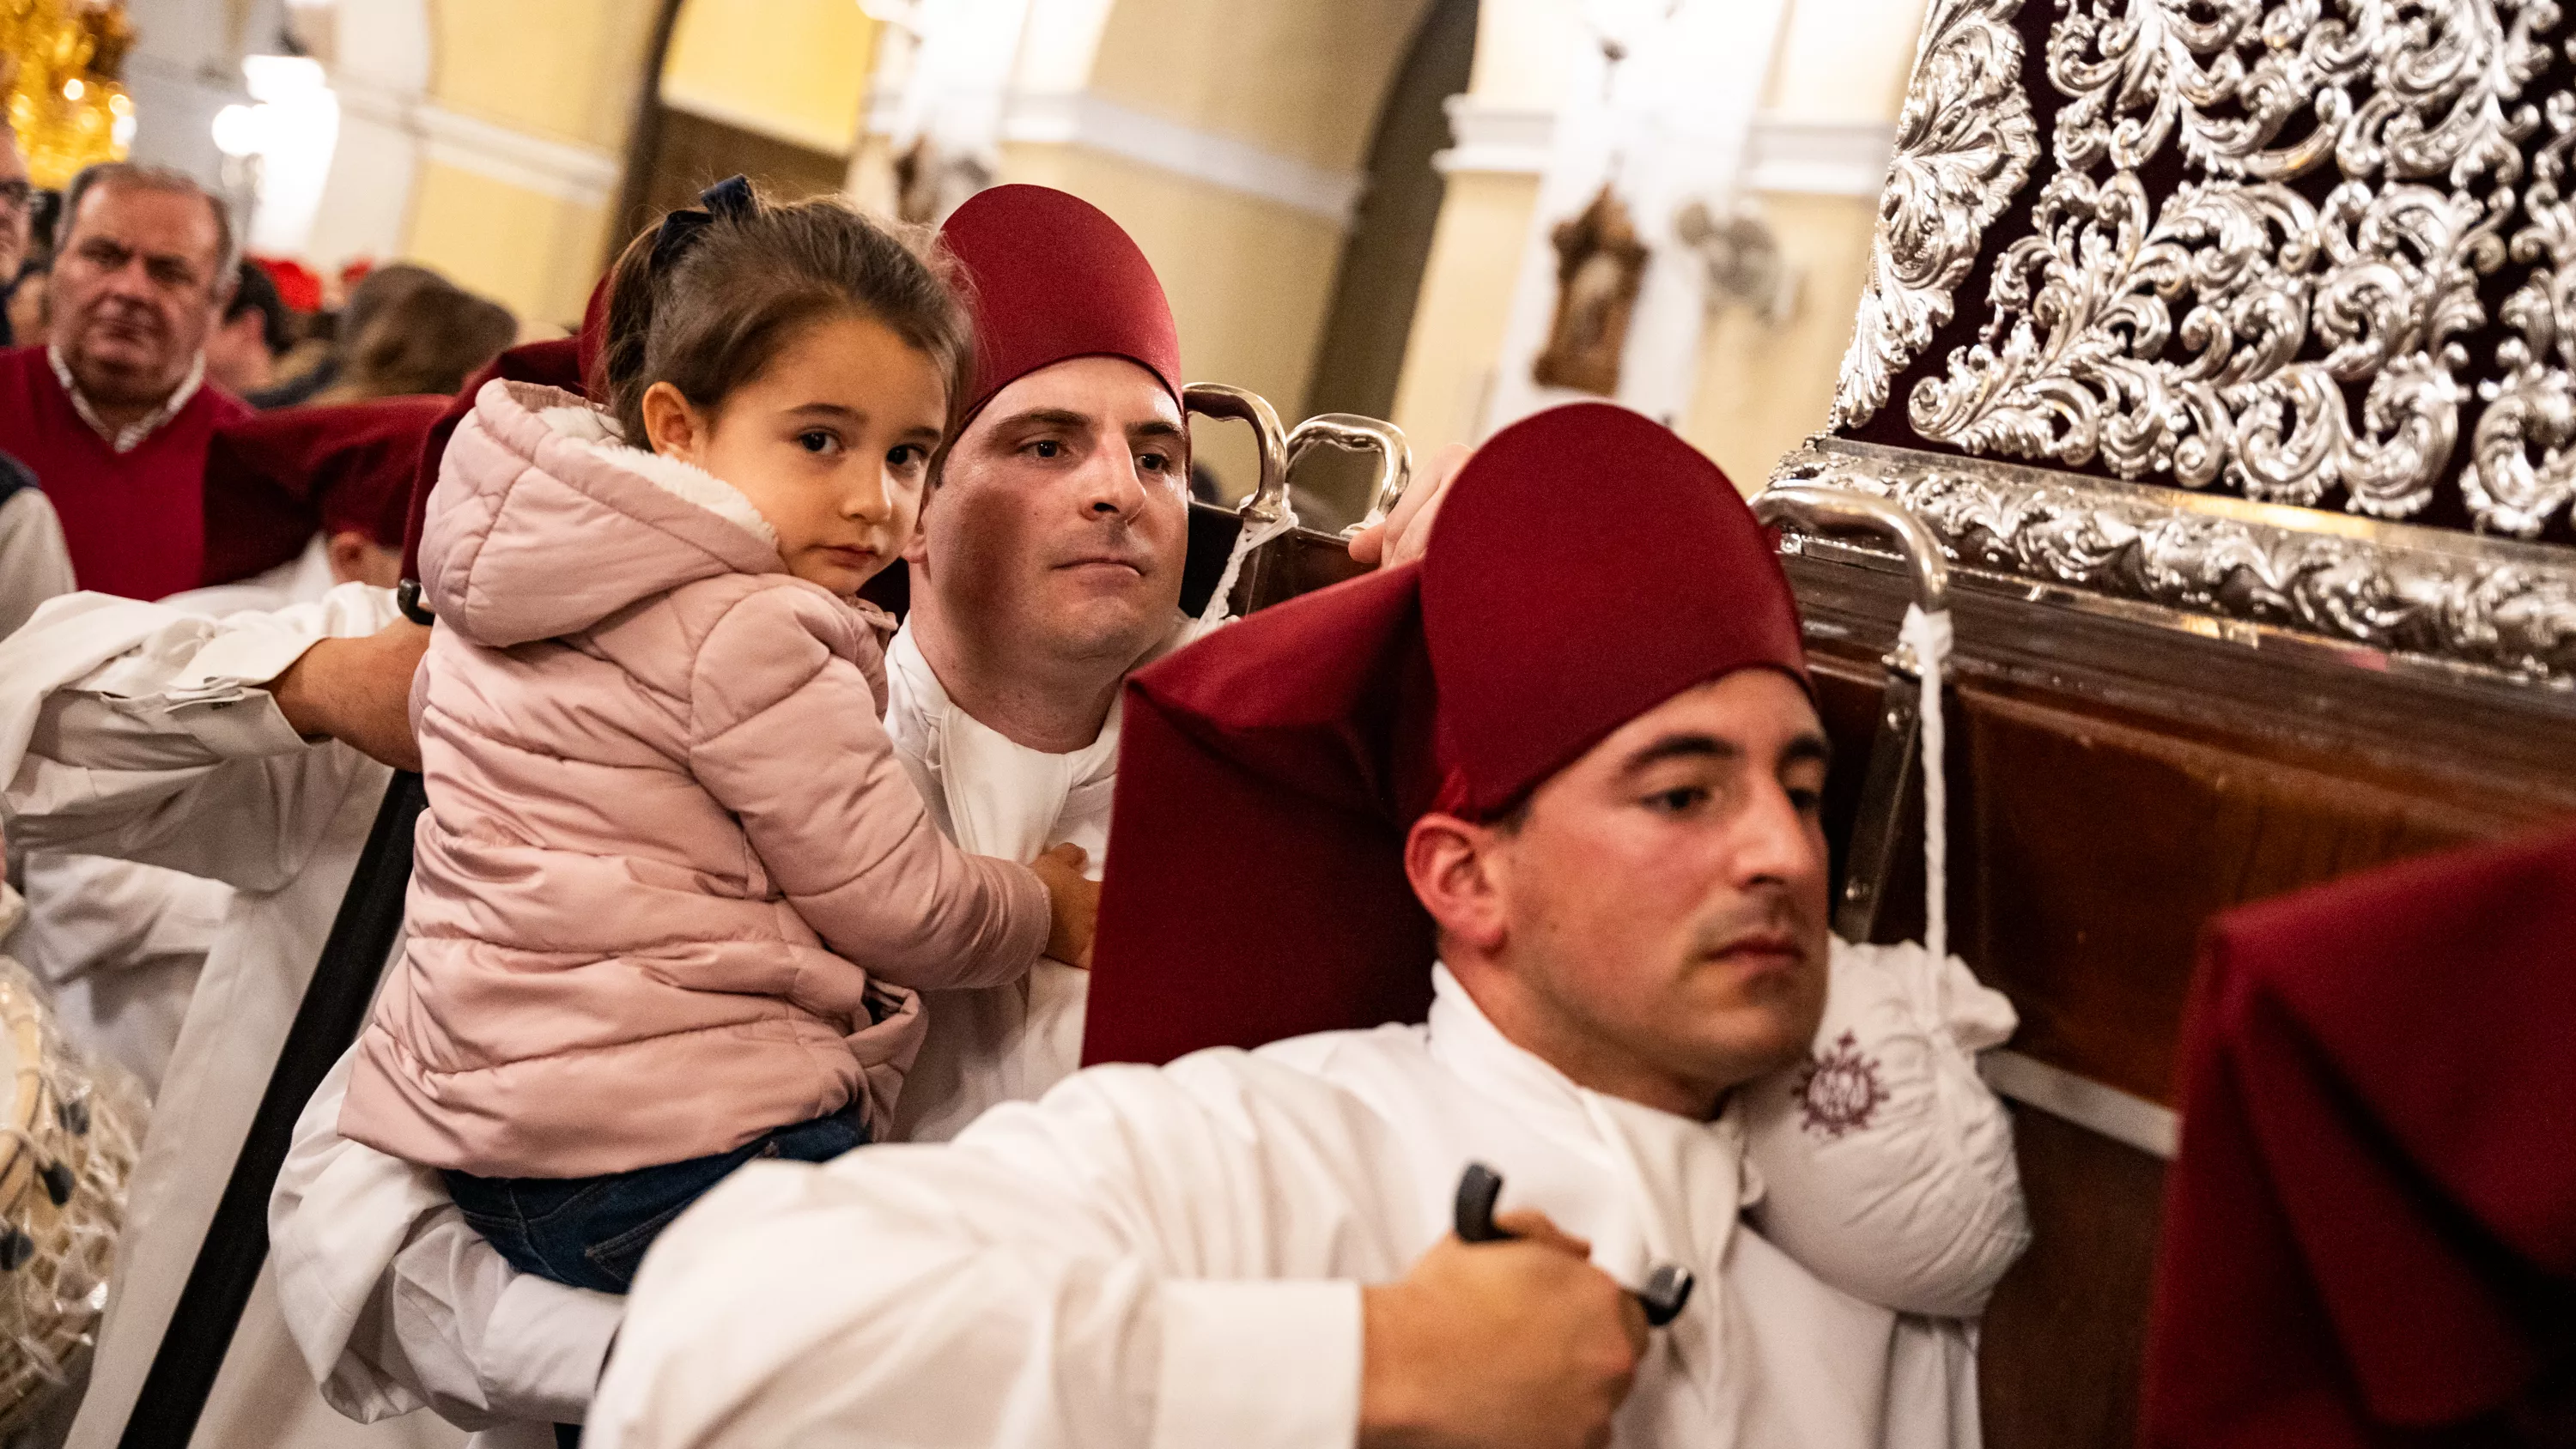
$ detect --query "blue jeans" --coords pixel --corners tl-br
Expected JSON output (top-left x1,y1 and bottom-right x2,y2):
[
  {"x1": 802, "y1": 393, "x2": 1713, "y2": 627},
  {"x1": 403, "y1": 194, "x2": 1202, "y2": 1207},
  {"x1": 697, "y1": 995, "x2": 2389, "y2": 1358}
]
[{"x1": 443, "y1": 1113, "x2": 866, "y2": 1294}]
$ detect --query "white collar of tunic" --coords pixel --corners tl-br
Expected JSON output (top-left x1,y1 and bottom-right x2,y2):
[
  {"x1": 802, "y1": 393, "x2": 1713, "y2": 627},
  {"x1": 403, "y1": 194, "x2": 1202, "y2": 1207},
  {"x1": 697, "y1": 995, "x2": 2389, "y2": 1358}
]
[
  {"x1": 49, "y1": 346, "x2": 203, "y2": 454},
  {"x1": 883, "y1": 619, "x2": 1125, "y2": 862}
]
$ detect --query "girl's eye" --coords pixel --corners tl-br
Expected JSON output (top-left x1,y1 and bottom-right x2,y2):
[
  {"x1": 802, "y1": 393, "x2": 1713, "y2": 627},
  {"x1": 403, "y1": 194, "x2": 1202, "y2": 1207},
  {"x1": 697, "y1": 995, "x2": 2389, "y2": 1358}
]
[
  {"x1": 798, "y1": 430, "x2": 841, "y2": 456},
  {"x1": 1644, "y1": 787, "x2": 1707, "y2": 815},
  {"x1": 886, "y1": 444, "x2": 926, "y2": 468},
  {"x1": 1787, "y1": 787, "x2": 1824, "y2": 816}
]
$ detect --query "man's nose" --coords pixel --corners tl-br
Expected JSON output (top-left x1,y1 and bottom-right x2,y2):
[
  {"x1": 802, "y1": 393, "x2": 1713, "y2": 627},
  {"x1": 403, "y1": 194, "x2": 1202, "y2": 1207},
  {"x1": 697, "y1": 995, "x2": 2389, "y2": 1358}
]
[
  {"x1": 1735, "y1": 779, "x2": 1823, "y2": 890},
  {"x1": 97, "y1": 257, "x2": 155, "y2": 300},
  {"x1": 1076, "y1": 446, "x2": 1146, "y2": 519}
]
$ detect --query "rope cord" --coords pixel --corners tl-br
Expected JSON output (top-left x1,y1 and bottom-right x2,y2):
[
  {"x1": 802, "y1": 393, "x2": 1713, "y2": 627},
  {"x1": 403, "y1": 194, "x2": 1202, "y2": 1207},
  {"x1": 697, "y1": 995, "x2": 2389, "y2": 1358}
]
[{"x1": 1897, "y1": 604, "x2": 1953, "y2": 967}]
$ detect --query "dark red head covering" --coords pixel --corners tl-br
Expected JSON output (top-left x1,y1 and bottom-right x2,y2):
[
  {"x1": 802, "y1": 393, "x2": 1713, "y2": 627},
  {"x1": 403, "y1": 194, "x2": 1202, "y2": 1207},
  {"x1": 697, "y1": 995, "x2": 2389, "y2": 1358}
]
[
  {"x1": 1083, "y1": 403, "x2": 1810, "y2": 1066},
  {"x1": 397, "y1": 276, "x2": 608, "y2": 581},
  {"x1": 198, "y1": 395, "x2": 451, "y2": 586},
  {"x1": 939, "y1": 185, "x2": 1182, "y2": 424},
  {"x1": 2146, "y1": 820, "x2": 2576, "y2": 1446}
]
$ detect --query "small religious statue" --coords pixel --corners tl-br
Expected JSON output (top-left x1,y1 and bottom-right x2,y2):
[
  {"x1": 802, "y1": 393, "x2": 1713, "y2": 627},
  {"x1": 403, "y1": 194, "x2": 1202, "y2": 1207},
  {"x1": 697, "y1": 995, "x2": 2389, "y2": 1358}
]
[
  {"x1": 890, "y1": 136, "x2": 994, "y2": 226},
  {"x1": 1532, "y1": 183, "x2": 1649, "y2": 397}
]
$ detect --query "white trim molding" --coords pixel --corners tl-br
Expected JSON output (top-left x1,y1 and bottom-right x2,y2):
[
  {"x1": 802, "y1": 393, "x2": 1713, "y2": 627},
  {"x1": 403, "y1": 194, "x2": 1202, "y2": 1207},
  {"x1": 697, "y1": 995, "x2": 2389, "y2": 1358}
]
[
  {"x1": 1437, "y1": 96, "x2": 1895, "y2": 199},
  {"x1": 867, "y1": 89, "x2": 1364, "y2": 225},
  {"x1": 415, "y1": 103, "x2": 622, "y2": 209},
  {"x1": 1979, "y1": 1049, "x2": 2180, "y2": 1160}
]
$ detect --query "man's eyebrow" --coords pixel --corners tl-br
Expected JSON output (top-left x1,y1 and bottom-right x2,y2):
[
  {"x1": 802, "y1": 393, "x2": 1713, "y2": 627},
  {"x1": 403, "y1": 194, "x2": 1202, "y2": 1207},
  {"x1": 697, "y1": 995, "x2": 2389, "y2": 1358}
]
[
  {"x1": 1618, "y1": 734, "x2": 1739, "y2": 775},
  {"x1": 987, "y1": 407, "x2": 1093, "y2": 434},
  {"x1": 1783, "y1": 731, "x2": 1834, "y2": 771},
  {"x1": 1127, "y1": 419, "x2": 1186, "y2": 442}
]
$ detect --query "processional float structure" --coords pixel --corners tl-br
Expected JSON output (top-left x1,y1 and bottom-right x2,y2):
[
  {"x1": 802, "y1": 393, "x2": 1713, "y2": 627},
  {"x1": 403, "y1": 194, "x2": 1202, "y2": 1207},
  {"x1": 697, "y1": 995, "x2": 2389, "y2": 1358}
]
[
  {"x1": 112, "y1": 385, "x2": 1417, "y2": 1449},
  {"x1": 1752, "y1": 0, "x2": 2576, "y2": 1442}
]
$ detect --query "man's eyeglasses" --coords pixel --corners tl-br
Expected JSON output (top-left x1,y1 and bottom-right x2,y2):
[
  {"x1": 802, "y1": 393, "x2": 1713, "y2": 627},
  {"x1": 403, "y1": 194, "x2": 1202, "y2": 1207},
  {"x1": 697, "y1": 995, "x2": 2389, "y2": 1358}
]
[{"x1": 0, "y1": 182, "x2": 31, "y2": 217}]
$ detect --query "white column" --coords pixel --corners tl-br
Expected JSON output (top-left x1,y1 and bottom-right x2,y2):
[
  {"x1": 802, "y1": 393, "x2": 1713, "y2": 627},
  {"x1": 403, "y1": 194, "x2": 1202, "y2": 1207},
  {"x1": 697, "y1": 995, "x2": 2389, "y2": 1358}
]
[{"x1": 1482, "y1": 0, "x2": 1795, "y2": 434}]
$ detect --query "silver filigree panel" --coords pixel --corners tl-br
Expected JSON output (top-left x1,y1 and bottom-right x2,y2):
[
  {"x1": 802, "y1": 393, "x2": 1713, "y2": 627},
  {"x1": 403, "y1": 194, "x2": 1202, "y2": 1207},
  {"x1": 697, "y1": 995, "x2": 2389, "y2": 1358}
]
[
  {"x1": 1774, "y1": 439, "x2": 2576, "y2": 680},
  {"x1": 1841, "y1": 0, "x2": 2576, "y2": 538},
  {"x1": 1830, "y1": 0, "x2": 2038, "y2": 431}
]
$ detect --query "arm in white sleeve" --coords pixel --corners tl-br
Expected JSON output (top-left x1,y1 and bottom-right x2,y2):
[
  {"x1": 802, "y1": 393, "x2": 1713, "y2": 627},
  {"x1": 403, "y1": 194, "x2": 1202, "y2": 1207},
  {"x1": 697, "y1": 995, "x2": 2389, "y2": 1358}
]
[
  {"x1": 1741, "y1": 937, "x2": 2028, "y2": 1318},
  {"x1": 590, "y1": 1052, "x2": 1403, "y2": 1449},
  {"x1": 0, "y1": 585, "x2": 401, "y2": 888},
  {"x1": 271, "y1": 1049, "x2": 623, "y2": 1429},
  {"x1": 0, "y1": 488, "x2": 75, "y2": 640}
]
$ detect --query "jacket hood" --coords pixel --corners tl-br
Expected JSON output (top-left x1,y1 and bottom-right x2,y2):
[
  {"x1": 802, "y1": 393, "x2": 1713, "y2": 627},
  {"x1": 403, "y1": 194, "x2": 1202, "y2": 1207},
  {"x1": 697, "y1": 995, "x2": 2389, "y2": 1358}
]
[{"x1": 419, "y1": 379, "x2": 787, "y2": 646}]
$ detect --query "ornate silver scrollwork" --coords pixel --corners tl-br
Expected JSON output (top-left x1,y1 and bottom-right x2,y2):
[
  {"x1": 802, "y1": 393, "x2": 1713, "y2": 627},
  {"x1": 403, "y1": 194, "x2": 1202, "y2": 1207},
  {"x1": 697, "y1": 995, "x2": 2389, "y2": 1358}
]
[
  {"x1": 1828, "y1": 0, "x2": 2038, "y2": 431},
  {"x1": 1893, "y1": 0, "x2": 2576, "y2": 533},
  {"x1": 1773, "y1": 439, "x2": 2576, "y2": 682}
]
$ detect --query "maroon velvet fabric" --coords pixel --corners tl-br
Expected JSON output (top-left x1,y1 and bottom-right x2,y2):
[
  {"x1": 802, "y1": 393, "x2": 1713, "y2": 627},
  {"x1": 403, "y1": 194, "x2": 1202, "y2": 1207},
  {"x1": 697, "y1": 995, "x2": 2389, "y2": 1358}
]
[
  {"x1": 1084, "y1": 404, "x2": 1811, "y2": 1066},
  {"x1": 197, "y1": 395, "x2": 451, "y2": 585},
  {"x1": 939, "y1": 185, "x2": 1182, "y2": 423},
  {"x1": 1086, "y1": 565, "x2": 1443, "y2": 1066},
  {"x1": 0, "y1": 345, "x2": 252, "y2": 600},
  {"x1": 2146, "y1": 821, "x2": 2576, "y2": 1447}
]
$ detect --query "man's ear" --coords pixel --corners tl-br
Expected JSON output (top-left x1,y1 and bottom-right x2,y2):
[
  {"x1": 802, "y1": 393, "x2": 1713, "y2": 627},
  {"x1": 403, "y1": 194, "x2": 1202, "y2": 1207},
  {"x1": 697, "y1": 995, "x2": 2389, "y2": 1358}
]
[
  {"x1": 1405, "y1": 812, "x2": 1509, "y2": 955},
  {"x1": 638, "y1": 380, "x2": 701, "y2": 461}
]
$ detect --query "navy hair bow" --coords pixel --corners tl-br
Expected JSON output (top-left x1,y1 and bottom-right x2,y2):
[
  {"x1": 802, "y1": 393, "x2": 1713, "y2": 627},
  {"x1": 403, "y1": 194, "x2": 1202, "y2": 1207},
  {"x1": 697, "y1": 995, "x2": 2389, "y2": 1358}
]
[{"x1": 649, "y1": 174, "x2": 757, "y2": 277}]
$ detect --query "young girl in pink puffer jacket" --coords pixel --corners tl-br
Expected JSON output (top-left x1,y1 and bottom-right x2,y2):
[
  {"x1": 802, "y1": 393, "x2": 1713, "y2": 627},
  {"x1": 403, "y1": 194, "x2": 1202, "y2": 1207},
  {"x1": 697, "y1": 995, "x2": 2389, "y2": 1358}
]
[{"x1": 340, "y1": 179, "x2": 1097, "y2": 1293}]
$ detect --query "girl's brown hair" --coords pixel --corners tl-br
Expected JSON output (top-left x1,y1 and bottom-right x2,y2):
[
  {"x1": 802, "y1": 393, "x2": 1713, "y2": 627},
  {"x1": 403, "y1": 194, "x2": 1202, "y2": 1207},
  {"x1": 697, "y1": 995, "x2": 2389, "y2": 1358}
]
[{"x1": 600, "y1": 178, "x2": 971, "y2": 447}]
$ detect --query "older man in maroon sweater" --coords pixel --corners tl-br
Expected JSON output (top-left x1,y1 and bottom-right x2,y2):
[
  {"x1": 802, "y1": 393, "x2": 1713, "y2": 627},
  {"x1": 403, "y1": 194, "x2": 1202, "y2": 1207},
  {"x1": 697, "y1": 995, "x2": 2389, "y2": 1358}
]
[{"x1": 0, "y1": 162, "x2": 249, "y2": 601}]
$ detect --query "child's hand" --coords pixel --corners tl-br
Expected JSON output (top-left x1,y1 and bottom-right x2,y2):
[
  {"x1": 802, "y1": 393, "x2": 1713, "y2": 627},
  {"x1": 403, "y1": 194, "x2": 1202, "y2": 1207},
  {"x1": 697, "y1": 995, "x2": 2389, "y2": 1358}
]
[{"x1": 1032, "y1": 844, "x2": 1099, "y2": 967}]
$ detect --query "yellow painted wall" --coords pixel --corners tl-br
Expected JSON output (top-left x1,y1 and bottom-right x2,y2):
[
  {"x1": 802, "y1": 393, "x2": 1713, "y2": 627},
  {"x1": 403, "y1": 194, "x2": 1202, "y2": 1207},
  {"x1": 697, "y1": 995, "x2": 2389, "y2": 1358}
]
[
  {"x1": 399, "y1": 0, "x2": 664, "y2": 330},
  {"x1": 428, "y1": 0, "x2": 661, "y2": 149},
  {"x1": 661, "y1": 0, "x2": 878, "y2": 156},
  {"x1": 1086, "y1": 0, "x2": 1433, "y2": 172},
  {"x1": 404, "y1": 161, "x2": 614, "y2": 334},
  {"x1": 1682, "y1": 193, "x2": 1879, "y2": 488},
  {"x1": 1388, "y1": 169, "x2": 1536, "y2": 452}
]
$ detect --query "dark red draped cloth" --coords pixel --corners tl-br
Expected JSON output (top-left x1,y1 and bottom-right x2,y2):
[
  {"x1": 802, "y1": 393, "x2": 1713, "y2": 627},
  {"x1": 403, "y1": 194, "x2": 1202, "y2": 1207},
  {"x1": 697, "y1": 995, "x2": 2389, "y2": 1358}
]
[
  {"x1": 198, "y1": 395, "x2": 451, "y2": 585},
  {"x1": 2146, "y1": 822, "x2": 2576, "y2": 1447},
  {"x1": 0, "y1": 345, "x2": 252, "y2": 600}
]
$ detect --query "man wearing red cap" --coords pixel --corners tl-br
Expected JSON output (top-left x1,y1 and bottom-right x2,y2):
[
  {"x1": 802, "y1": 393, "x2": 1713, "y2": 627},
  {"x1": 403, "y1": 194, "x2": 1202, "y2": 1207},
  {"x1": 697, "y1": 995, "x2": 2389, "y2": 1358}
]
[{"x1": 584, "y1": 403, "x2": 2026, "y2": 1449}]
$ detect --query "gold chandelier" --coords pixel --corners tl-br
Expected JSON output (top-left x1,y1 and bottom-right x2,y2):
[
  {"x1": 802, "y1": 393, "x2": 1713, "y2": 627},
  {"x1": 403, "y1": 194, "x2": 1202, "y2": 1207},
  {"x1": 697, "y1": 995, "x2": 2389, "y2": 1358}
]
[{"x1": 0, "y1": 0, "x2": 134, "y2": 188}]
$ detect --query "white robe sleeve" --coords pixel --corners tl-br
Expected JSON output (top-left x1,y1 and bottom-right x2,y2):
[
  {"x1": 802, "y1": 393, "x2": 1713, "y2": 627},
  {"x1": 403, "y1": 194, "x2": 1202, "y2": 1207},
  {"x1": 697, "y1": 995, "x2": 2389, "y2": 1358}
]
[
  {"x1": 0, "y1": 585, "x2": 398, "y2": 888},
  {"x1": 0, "y1": 488, "x2": 75, "y2": 640},
  {"x1": 270, "y1": 1049, "x2": 623, "y2": 1429},
  {"x1": 589, "y1": 1052, "x2": 1410, "y2": 1449},
  {"x1": 1738, "y1": 938, "x2": 2027, "y2": 1319}
]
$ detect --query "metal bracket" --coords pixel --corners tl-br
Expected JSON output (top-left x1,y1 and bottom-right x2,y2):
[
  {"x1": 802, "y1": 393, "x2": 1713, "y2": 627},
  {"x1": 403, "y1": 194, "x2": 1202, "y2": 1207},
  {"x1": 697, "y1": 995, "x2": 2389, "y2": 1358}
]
[{"x1": 1751, "y1": 483, "x2": 1951, "y2": 945}]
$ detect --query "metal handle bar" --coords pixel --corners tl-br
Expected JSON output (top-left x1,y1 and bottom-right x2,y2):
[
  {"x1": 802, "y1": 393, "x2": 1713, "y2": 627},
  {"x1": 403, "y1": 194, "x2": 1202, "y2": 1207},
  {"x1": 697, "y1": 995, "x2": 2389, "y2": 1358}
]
[
  {"x1": 1750, "y1": 482, "x2": 1949, "y2": 618},
  {"x1": 1286, "y1": 413, "x2": 1413, "y2": 538},
  {"x1": 1182, "y1": 383, "x2": 1292, "y2": 532}
]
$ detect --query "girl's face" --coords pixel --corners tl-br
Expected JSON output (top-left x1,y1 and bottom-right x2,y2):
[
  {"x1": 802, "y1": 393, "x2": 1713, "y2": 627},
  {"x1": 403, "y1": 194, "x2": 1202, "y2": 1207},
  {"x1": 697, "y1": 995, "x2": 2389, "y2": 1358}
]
[{"x1": 640, "y1": 312, "x2": 946, "y2": 597}]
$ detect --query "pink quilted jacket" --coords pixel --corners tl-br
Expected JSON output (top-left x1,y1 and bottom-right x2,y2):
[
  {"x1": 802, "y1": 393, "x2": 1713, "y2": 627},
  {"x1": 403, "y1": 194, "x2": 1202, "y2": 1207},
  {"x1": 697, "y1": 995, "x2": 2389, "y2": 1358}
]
[{"x1": 341, "y1": 380, "x2": 1049, "y2": 1178}]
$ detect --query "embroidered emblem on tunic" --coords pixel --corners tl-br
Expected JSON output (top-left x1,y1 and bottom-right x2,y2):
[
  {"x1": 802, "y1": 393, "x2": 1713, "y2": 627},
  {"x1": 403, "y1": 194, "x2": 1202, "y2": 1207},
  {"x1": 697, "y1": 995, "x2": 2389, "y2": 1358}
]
[{"x1": 1795, "y1": 1031, "x2": 1889, "y2": 1138}]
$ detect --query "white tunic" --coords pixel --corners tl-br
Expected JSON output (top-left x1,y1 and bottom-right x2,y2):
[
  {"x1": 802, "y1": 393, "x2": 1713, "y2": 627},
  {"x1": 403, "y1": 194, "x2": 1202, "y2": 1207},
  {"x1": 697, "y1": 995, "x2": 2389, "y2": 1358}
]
[
  {"x1": 0, "y1": 580, "x2": 456, "y2": 1449},
  {"x1": 5, "y1": 538, "x2": 337, "y2": 1094},
  {"x1": 587, "y1": 967, "x2": 2019, "y2": 1449}
]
